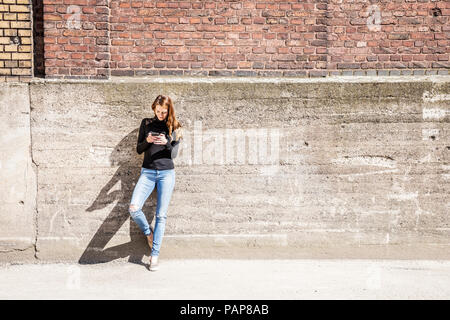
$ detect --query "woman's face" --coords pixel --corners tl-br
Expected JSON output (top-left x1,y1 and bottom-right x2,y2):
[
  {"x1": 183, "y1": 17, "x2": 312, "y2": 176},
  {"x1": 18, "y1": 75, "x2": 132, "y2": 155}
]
[{"x1": 154, "y1": 105, "x2": 168, "y2": 121}]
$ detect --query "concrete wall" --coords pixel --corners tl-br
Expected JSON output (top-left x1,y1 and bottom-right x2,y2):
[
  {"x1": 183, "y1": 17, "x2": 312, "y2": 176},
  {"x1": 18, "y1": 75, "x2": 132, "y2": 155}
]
[
  {"x1": 0, "y1": 82, "x2": 36, "y2": 262},
  {"x1": 1, "y1": 76, "x2": 449, "y2": 263}
]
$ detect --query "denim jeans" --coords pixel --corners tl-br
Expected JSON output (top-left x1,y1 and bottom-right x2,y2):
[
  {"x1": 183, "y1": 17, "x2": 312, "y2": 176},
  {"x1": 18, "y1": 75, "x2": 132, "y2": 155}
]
[{"x1": 128, "y1": 168, "x2": 175, "y2": 257}]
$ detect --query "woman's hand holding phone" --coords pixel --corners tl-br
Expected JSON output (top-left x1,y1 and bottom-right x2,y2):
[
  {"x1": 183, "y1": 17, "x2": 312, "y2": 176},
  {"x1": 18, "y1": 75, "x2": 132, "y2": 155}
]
[
  {"x1": 146, "y1": 132, "x2": 167, "y2": 144},
  {"x1": 153, "y1": 133, "x2": 167, "y2": 145},
  {"x1": 146, "y1": 135, "x2": 156, "y2": 143},
  {"x1": 146, "y1": 132, "x2": 159, "y2": 143}
]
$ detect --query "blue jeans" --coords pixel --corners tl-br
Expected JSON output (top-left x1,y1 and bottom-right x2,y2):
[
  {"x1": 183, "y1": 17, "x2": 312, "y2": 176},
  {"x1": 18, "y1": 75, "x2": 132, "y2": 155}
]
[{"x1": 128, "y1": 168, "x2": 175, "y2": 257}]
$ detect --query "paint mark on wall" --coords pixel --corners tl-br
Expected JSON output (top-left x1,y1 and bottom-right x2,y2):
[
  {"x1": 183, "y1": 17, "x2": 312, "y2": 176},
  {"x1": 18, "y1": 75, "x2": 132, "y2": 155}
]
[
  {"x1": 441, "y1": 164, "x2": 450, "y2": 180},
  {"x1": 259, "y1": 164, "x2": 280, "y2": 176},
  {"x1": 89, "y1": 145, "x2": 114, "y2": 166},
  {"x1": 422, "y1": 128, "x2": 440, "y2": 141},
  {"x1": 331, "y1": 155, "x2": 396, "y2": 168},
  {"x1": 422, "y1": 90, "x2": 450, "y2": 103},
  {"x1": 422, "y1": 108, "x2": 448, "y2": 121},
  {"x1": 388, "y1": 191, "x2": 418, "y2": 201}
]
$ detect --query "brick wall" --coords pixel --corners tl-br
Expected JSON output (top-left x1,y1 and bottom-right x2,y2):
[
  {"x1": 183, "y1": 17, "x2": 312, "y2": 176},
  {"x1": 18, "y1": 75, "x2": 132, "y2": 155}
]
[
  {"x1": 108, "y1": 0, "x2": 327, "y2": 77},
  {"x1": 41, "y1": 0, "x2": 109, "y2": 79},
  {"x1": 3, "y1": 0, "x2": 449, "y2": 80},
  {"x1": 0, "y1": 0, "x2": 32, "y2": 82},
  {"x1": 328, "y1": 0, "x2": 450, "y2": 75}
]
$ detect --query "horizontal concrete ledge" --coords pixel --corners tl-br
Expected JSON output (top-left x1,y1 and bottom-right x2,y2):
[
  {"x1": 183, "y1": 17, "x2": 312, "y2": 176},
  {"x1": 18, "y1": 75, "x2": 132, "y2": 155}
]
[
  {"x1": 161, "y1": 244, "x2": 450, "y2": 261},
  {"x1": 33, "y1": 232, "x2": 450, "y2": 263},
  {"x1": 9, "y1": 243, "x2": 450, "y2": 264},
  {"x1": 0, "y1": 82, "x2": 29, "y2": 87},
  {"x1": 30, "y1": 75, "x2": 450, "y2": 85}
]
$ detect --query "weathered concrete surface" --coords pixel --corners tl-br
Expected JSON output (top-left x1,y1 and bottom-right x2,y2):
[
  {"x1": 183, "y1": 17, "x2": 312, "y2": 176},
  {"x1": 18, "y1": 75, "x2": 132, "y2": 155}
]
[
  {"x1": 0, "y1": 83, "x2": 36, "y2": 262},
  {"x1": 0, "y1": 260, "x2": 449, "y2": 299},
  {"x1": 1, "y1": 76, "x2": 449, "y2": 262}
]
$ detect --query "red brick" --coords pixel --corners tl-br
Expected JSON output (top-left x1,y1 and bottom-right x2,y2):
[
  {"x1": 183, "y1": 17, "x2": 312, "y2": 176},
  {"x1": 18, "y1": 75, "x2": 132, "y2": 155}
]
[{"x1": 13, "y1": 1, "x2": 440, "y2": 80}]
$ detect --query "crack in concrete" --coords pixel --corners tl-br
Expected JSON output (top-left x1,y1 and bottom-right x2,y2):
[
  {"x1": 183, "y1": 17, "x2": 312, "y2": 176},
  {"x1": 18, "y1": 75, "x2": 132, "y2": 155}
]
[
  {"x1": 28, "y1": 83, "x2": 39, "y2": 261},
  {"x1": 343, "y1": 155, "x2": 395, "y2": 161},
  {"x1": 0, "y1": 245, "x2": 35, "y2": 253}
]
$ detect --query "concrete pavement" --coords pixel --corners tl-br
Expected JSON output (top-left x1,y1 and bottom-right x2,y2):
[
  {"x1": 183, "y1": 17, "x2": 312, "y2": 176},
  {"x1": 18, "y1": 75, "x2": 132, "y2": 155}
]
[{"x1": 0, "y1": 259, "x2": 449, "y2": 299}]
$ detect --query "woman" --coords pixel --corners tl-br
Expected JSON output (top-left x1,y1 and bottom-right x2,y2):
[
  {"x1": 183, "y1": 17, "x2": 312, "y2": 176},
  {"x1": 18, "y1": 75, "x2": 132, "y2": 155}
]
[{"x1": 129, "y1": 95, "x2": 183, "y2": 271}]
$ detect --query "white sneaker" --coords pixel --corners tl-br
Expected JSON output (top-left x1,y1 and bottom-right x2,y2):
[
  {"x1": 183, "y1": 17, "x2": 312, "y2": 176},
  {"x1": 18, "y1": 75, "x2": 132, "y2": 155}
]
[{"x1": 149, "y1": 256, "x2": 159, "y2": 271}]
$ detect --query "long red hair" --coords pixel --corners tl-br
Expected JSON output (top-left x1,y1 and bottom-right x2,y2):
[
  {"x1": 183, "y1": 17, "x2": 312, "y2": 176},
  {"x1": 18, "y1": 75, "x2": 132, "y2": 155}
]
[{"x1": 151, "y1": 95, "x2": 183, "y2": 141}]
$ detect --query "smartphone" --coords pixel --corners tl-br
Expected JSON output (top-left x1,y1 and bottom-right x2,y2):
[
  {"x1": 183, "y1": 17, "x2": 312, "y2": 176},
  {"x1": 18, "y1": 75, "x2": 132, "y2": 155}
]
[{"x1": 149, "y1": 131, "x2": 160, "y2": 136}]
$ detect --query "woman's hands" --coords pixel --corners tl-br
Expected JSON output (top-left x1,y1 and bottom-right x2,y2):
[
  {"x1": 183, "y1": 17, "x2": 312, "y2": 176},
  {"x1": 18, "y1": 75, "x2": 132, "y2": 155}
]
[
  {"x1": 146, "y1": 135, "x2": 157, "y2": 143},
  {"x1": 155, "y1": 133, "x2": 168, "y2": 145},
  {"x1": 147, "y1": 133, "x2": 168, "y2": 145}
]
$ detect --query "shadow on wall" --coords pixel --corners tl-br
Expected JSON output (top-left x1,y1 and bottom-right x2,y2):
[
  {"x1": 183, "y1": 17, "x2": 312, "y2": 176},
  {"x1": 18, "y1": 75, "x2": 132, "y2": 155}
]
[{"x1": 78, "y1": 129, "x2": 155, "y2": 265}]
